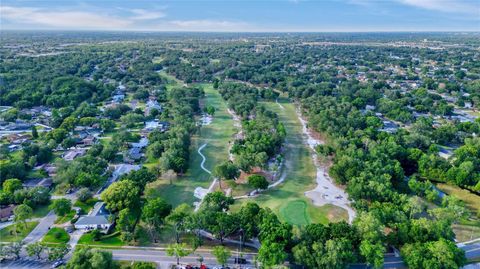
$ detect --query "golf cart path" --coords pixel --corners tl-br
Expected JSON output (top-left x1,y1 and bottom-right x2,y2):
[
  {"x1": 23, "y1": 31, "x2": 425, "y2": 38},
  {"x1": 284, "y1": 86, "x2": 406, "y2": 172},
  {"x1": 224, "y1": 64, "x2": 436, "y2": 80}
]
[
  {"x1": 296, "y1": 108, "x2": 356, "y2": 223},
  {"x1": 194, "y1": 143, "x2": 217, "y2": 212}
]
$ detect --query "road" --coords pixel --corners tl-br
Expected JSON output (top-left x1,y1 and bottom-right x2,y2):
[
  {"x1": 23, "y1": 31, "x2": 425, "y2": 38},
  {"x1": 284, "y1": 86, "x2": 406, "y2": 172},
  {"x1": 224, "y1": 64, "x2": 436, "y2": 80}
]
[
  {"x1": 0, "y1": 258, "x2": 51, "y2": 269},
  {"x1": 23, "y1": 211, "x2": 56, "y2": 244},
  {"x1": 111, "y1": 249, "x2": 255, "y2": 269}
]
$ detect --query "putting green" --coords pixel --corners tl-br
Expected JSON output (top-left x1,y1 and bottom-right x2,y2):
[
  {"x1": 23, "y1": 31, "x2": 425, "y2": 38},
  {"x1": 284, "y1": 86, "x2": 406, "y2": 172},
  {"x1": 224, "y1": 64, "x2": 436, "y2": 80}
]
[{"x1": 280, "y1": 200, "x2": 309, "y2": 226}]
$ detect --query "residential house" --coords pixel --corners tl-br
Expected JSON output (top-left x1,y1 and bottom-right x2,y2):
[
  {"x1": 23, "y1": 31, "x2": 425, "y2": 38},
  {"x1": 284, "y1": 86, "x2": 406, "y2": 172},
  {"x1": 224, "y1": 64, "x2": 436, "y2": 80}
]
[
  {"x1": 63, "y1": 148, "x2": 87, "y2": 161},
  {"x1": 74, "y1": 202, "x2": 112, "y2": 231},
  {"x1": 0, "y1": 205, "x2": 16, "y2": 222},
  {"x1": 22, "y1": 178, "x2": 53, "y2": 189}
]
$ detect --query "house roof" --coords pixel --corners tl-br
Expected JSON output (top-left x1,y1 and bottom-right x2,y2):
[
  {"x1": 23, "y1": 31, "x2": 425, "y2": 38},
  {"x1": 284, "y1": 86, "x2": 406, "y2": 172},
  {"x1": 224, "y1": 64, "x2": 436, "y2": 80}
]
[{"x1": 75, "y1": 216, "x2": 110, "y2": 226}]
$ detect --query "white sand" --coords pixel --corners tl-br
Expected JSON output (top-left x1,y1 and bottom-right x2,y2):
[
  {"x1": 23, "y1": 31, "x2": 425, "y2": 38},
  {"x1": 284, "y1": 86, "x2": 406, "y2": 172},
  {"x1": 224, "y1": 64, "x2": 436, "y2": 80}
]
[{"x1": 200, "y1": 114, "x2": 213, "y2": 126}]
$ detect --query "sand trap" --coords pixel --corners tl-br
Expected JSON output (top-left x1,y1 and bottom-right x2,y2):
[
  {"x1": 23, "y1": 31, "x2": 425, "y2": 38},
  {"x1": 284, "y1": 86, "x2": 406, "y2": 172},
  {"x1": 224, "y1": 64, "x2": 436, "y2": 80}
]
[
  {"x1": 200, "y1": 113, "x2": 213, "y2": 126},
  {"x1": 194, "y1": 187, "x2": 209, "y2": 199},
  {"x1": 297, "y1": 108, "x2": 356, "y2": 223}
]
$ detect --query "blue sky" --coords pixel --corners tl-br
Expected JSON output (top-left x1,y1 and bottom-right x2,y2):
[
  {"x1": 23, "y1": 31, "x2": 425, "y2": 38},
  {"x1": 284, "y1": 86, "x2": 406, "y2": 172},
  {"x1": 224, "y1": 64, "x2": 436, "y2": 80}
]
[{"x1": 1, "y1": 0, "x2": 479, "y2": 32}]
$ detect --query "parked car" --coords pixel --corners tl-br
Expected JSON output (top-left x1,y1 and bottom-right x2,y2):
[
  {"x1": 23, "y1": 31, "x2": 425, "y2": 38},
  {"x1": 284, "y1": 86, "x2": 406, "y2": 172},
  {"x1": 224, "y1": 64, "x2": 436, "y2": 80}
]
[
  {"x1": 234, "y1": 257, "x2": 247, "y2": 264},
  {"x1": 51, "y1": 260, "x2": 64, "y2": 268}
]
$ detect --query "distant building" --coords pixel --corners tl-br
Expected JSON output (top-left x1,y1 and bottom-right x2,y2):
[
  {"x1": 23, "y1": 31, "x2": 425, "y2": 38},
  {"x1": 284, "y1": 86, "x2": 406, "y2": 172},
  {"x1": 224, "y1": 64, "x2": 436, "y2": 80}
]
[
  {"x1": 0, "y1": 205, "x2": 16, "y2": 222},
  {"x1": 63, "y1": 148, "x2": 87, "y2": 161},
  {"x1": 111, "y1": 164, "x2": 141, "y2": 181},
  {"x1": 22, "y1": 178, "x2": 53, "y2": 189}
]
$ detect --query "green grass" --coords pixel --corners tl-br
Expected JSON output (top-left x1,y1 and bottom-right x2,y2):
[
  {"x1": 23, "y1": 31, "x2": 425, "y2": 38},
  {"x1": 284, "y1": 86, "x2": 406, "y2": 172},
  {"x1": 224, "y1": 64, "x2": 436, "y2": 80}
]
[
  {"x1": 78, "y1": 231, "x2": 125, "y2": 247},
  {"x1": 231, "y1": 100, "x2": 348, "y2": 225},
  {"x1": 452, "y1": 224, "x2": 480, "y2": 243},
  {"x1": 119, "y1": 261, "x2": 158, "y2": 268},
  {"x1": 54, "y1": 210, "x2": 76, "y2": 224},
  {"x1": 280, "y1": 200, "x2": 309, "y2": 226},
  {"x1": 146, "y1": 83, "x2": 238, "y2": 207},
  {"x1": 436, "y1": 183, "x2": 480, "y2": 214},
  {"x1": 0, "y1": 222, "x2": 39, "y2": 242},
  {"x1": 74, "y1": 198, "x2": 99, "y2": 215},
  {"x1": 42, "y1": 227, "x2": 70, "y2": 244}
]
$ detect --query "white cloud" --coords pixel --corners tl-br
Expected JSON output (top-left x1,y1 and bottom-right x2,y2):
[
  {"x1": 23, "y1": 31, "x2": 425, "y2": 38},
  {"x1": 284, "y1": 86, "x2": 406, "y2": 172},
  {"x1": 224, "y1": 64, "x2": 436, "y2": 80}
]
[
  {"x1": 398, "y1": 0, "x2": 479, "y2": 14},
  {"x1": 0, "y1": 6, "x2": 131, "y2": 29},
  {"x1": 166, "y1": 20, "x2": 251, "y2": 31},
  {"x1": 128, "y1": 8, "x2": 166, "y2": 20}
]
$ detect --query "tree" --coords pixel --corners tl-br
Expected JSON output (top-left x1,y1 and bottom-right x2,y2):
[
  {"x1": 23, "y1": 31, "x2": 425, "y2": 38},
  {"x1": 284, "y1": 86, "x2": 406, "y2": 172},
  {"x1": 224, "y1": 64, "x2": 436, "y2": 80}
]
[
  {"x1": 117, "y1": 208, "x2": 138, "y2": 233},
  {"x1": 247, "y1": 174, "x2": 269, "y2": 190},
  {"x1": 91, "y1": 229, "x2": 102, "y2": 241},
  {"x1": 26, "y1": 242, "x2": 45, "y2": 260},
  {"x1": 50, "y1": 198, "x2": 72, "y2": 216},
  {"x1": 166, "y1": 243, "x2": 190, "y2": 265},
  {"x1": 122, "y1": 168, "x2": 156, "y2": 190},
  {"x1": 167, "y1": 203, "x2": 192, "y2": 243},
  {"x1": 3, "y1": 178, "x2": 22, "y2": 194},
  {"x1": 7, "y1": 242, "x2": 24, "y2": 260},
  {"x1": 31, "y1": 125, "x2": 39, "y2": 138},
  {"x1": 76, "y1": 187, "x2": 93, "y2": 202},
  {"x1": 213, "y1": 161, "x2": 240, "y2": 181},
  {"x1": 141, "y1": 198, "x2": 172, "y2": 241},
  {"x1": 359, "y1": 240, "x2": 384, "y2": 269},
  {"x1": 66, "y1": 247, "x2": 118, "y2": 269},
  {"x1": 101, "y1": 180, "x2": 140, "y2": 212},
  {"x1": 205, "y1": 105, "x2": 216, "y2": 116},
  {"x1": 203, "y1": 191, "x2": 234, "y2": 212},
  {"x1": 401, "y1": 239, "x2": 466, "y2": 269},
  {"x1": 212, "y1": 246, "x2": 231, "y2": 267},
  {"x1": 14, "y1": 204, "x2": 33, "y2": 231},
  {"x1": 48, "y1": 244, "x2": 70, "y2": 262}
]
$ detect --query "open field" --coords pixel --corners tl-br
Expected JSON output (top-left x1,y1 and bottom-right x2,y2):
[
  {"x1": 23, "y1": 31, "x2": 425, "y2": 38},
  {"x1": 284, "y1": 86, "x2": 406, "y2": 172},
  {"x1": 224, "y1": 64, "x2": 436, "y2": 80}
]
[
  {"x1": 231, "y1": 99, "x2": 348, "y2": 225},
  {"x1": 0, "y1": 222, "x2": 39, "y2": 242},
  {"x1": 148, "y1": 83, "x2": 237, "y2": 207}
]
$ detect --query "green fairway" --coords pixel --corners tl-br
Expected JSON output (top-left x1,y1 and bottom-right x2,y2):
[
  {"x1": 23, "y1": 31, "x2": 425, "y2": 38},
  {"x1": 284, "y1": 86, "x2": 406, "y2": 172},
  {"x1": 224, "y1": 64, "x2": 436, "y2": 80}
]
[
  {"x1": 148, "y1": 83, "x2": 237, "y2": 207},
  {"x1": 232, "y1": 99, "x2": 348, "y2": 225}
]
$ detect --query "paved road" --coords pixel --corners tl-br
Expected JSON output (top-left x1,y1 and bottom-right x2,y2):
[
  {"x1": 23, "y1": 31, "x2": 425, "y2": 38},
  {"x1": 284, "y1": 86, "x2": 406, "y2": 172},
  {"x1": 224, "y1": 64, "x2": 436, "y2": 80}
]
[
  {"x1": 112, "y1": 249, "x2": 255, "y2": 269},
  {"x1": 0, "y1": 258, "x2": 51, "y2": 269},
  {"x1": 23, "y1": 211, "x2": 56, "y2": 244},
  {"x1": 0, "y1": 220, "x2": 13, "y2": 230},
  {"x1": 463, "y1": 243, "x2": 480, "y2": 260}
]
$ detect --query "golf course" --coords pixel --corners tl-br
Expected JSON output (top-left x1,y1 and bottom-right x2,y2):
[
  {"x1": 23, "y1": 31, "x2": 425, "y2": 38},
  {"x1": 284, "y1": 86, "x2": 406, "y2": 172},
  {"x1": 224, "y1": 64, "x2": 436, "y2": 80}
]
[{"x1": 149, "y1": 72, "x2": 348, "y2": 225}]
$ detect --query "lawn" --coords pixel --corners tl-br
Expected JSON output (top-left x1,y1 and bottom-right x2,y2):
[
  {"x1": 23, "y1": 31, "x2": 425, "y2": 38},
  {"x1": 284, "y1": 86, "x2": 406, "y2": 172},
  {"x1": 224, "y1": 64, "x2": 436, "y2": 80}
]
[
  {"x1": 78, "y1": 231, "x2": 125, "y2": 247},
  {"x1": 231, "y1": 100, "x2": 348, "y2": 225},
  {"x1": 147, "y1": 83, "x2": 238, "y2": 207},
  {"x1": 42, "y1": 227, "x2": 70, "y2": 244},
  {"x1": 74, "y1": 198, "x2": 99, "y2": 215},
  {"x1": 0, "y1": 222, "x2": 39, "y2": 242},
  {"x1": 54, "y1": 210, "x2": 76, "y2": 224}
]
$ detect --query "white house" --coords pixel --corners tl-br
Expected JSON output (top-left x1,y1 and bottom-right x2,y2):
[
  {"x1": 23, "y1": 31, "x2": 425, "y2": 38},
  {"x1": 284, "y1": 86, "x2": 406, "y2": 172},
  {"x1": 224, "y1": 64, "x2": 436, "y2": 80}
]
[{"x1": 74, "y1": 216, "x2": 111, "y2": 231}]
